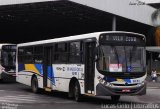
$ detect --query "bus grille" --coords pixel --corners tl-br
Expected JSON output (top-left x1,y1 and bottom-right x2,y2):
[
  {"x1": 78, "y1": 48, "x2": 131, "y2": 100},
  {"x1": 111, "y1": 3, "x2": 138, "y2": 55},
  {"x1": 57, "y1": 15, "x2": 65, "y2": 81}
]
[{"x1": 113, "y1": 83, "x2": 138, "y2": 86}]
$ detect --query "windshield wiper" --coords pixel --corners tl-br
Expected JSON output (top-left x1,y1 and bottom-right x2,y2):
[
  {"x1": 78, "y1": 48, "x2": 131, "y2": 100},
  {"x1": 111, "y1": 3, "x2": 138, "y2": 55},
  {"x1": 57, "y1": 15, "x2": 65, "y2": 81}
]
[
  {"x1": 124, "y1": 46, "x2": 128, "y2": 72},
  {"x1": 129, "y1": 46, "x2": 136, "y2": 66},
  {"x1": 112, "y1": 46, "x2": 120, "y2": 68}
]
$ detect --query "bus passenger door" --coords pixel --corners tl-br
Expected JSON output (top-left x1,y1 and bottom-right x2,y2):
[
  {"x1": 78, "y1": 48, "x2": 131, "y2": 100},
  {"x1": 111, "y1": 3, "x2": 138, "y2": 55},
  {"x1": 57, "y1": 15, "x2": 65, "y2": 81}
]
[
  {"x1": 43, "y1": 46, "x2": 53, "y2": 91},
  {"x1": 84, "y1": 39, "x2": 96, "y2": 94}
]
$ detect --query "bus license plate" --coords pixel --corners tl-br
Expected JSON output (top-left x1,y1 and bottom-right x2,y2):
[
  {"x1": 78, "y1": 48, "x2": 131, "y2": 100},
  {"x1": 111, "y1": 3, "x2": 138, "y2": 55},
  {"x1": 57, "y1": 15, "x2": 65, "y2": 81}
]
[{"x1": 122, "y1": 89, "x2": 130, "y2": 92}]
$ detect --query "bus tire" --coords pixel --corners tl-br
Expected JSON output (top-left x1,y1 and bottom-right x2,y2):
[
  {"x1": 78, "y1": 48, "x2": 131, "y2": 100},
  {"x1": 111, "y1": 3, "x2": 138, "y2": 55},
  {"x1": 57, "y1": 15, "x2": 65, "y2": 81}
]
[
  {"x1": 74, "y1": 81, "x2": 81, "y2": 102},
  {"x1": 31, "y1": 76, "x2": 39, "y2": 93},
  {"x1": 111, "y1": 95, "x2": 120, "y2": 102}
]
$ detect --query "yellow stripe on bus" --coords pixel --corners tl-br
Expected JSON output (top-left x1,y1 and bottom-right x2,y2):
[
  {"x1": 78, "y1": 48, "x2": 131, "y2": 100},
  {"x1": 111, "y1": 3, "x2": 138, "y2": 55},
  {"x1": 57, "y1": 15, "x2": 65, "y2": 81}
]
[{"x1": 24, "y1": 64, "x2": 40, "y2": 74}]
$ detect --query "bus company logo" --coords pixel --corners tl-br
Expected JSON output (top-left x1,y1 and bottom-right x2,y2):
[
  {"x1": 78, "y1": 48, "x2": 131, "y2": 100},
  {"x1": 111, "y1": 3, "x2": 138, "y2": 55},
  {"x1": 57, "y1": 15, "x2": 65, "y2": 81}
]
[
  {"x1": 56, "y1": 67, "x2": 65, "y2": 71},
  {"x1": 67, "y1": 67, "x2": 83, "y2": 72},
  {"x1": 35, "y1": 59, "x2": 43, "y2": 63}
]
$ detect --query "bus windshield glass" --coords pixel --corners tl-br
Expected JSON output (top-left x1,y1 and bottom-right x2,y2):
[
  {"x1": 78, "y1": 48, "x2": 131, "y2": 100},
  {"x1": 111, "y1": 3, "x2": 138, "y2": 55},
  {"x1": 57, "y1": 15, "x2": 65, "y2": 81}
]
[
  {"x1": 1, "y1": 45, "x2": 16, "y2": 69},
  {"x1": 97, "y1": 45, "x2": 145, "y2": 73}
]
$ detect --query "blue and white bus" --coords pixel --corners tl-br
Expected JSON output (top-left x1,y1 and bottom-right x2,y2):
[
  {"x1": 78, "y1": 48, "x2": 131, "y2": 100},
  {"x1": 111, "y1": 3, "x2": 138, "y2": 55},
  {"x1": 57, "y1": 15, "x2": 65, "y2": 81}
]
[
  {"x1": 16, "y1": 31, "x2": 146, "y2": 101},
  {"x1": 0, "y1": 44, "x2": 16, "y2": 81}
]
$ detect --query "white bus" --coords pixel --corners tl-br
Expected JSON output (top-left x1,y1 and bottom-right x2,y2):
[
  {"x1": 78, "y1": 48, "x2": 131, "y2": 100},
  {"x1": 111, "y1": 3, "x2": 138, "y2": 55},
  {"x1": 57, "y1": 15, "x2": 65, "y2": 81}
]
[
  {"x1": 0, "y1": 44, "x2": 16, "y2": 81},
  {"x1": 16, "y1": 31, "x2": 146, "y2": 101}
]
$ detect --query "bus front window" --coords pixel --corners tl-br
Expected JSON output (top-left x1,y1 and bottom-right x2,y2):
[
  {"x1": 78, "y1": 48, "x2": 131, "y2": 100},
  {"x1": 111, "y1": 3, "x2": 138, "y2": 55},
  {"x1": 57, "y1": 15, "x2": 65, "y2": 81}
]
[
  {"x1": 1, "y1": 50, "x2": 16, "y2": 71},
  {"x1": 2, "y1": 52, "x2": 16, "y2": 66},
  {"x1": 97, "y1": 45, "x2": 145, "y2": 73}
]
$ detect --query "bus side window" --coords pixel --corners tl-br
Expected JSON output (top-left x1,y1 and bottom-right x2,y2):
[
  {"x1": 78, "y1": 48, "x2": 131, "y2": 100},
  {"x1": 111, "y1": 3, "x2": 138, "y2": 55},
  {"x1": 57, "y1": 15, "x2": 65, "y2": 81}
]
[
  {"x1": 18, "y1": 48, "x2": 25, "y2": 63},
  {"x1": 34, "y1": 46, "x2": 43, "y2": 63},
  {"x1": 53, "y1": 43, "x2": 68, "y2": 63},
  {"x1": 18, "y1": 47, "x2": 34, "y2": 64},
  {"x1": 25, "y1": 47, "x2": 34, "y2": 63},
  {"x1": 69, "y1": 41, "x2": 82, "y2": 63}
]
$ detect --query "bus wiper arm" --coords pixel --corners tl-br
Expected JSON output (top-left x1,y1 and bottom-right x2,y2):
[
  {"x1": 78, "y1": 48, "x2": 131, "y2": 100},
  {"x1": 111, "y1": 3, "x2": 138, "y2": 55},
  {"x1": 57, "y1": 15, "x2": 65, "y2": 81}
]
[
  {"x1": 113, "y1": 46, "x2": 120, "y2": 68},
  {"x1": 129, "y1": 46, "x2": 136, "y2": 65}
]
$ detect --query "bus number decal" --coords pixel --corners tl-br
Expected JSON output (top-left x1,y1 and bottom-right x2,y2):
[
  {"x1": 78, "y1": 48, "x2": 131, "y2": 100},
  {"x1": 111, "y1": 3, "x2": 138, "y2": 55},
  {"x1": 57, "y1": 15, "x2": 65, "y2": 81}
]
[
  {"x1": 132, "y1": 79, "x2": 140, "y2": 83},
  {"x1": 72, "y1": 72, "x2": 77, "y2": 75}
]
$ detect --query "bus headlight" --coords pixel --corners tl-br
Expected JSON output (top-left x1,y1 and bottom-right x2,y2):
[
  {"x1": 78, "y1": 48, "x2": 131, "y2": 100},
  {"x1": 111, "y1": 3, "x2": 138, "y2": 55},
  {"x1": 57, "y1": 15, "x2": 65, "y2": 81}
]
[
  {"x1": 97, "y1": 76, "x2": 112, "y2": 87},
  {"x1": 138, "y1": 81, "x2": 145, "y2": 87},
  {"x1": 106, "y1": 82, "x2": 112, "y2": 87},
  {"x1": 141, "y1": 81, "x2": 145, "y2": 85},
  {"x1": 138, "y1": 83, "x2": 141, "y2": 87}
]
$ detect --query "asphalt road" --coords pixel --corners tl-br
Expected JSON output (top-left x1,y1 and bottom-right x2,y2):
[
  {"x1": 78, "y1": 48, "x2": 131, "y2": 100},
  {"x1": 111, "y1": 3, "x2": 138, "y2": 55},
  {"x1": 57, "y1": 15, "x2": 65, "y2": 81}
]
[{"x1": 0, "y1": 80, "x2": 160, "y2": 109}]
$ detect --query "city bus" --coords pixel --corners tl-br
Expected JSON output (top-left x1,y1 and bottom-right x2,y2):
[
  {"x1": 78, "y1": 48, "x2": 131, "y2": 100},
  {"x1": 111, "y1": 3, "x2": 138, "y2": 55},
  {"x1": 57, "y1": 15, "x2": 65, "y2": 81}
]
[
  {"x1": 16, "y1": 31, "x2": 146, "y2": 101},
  {"x1": 0, "y1": 44, "x2": 16, "y2": 81}
]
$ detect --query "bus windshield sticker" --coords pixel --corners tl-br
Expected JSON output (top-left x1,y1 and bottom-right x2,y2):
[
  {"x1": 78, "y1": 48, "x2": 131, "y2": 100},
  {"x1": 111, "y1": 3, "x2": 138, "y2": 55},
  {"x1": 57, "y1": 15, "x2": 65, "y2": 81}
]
[{"x1": 109, "y1": 64, "x2": 122, "y2": 72}]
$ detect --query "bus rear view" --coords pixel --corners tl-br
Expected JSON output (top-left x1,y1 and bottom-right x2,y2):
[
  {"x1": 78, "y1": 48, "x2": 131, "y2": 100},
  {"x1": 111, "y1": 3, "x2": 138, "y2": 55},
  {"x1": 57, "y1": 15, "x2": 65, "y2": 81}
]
[{"x1": 96, "y1": 32, "x2": 146, "y2": 101}]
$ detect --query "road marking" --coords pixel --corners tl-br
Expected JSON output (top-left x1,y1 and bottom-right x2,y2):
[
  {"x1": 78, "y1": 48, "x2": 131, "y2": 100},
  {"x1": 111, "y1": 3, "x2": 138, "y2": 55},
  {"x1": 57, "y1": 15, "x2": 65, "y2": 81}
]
[
  {"x1": 0, "y1": 95, "x2": 38, "y2": 103},
  {"x1": 0, "y1": 94, "x2": 76, "y2": 104},
  {"x1": 147, "y1": 87, "x2": 160, "y2": 89},
  {"x1": 0, "y1": 99, "x2": 13, "y2": 102},
  {"x1": 1, "y1": 95, "x2": 36, "y2": 99},
  {"x1": 2, "y1": 97, "x2": 36, "y2": 101}
]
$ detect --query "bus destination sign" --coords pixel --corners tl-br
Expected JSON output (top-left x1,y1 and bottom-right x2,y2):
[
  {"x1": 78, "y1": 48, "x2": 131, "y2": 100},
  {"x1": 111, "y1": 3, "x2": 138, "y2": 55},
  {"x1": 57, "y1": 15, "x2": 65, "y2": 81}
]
[
  {"x1": 99, "y1": 33, "x2": 145, "y2": 45},
  {"x1": 2, "y1": 45, "x2": 16, "y2": 50},
  {"x1": 104, "y1": 35, "x2": 137, "y2": 42}
]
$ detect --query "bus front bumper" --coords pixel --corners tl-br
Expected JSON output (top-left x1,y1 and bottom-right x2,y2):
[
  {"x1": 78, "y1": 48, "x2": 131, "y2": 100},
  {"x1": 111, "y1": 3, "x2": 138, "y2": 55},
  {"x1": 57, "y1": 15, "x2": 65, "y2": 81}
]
[{"x1": 96, "y1": 82, "x2": 146, "y2": 96}]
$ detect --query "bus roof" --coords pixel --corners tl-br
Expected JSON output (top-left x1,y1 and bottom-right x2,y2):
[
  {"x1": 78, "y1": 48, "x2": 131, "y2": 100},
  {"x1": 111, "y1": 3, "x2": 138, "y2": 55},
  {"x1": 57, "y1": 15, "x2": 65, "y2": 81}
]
[{"x1": 17, "y1": 31, "x2": 145, "y2": 47}]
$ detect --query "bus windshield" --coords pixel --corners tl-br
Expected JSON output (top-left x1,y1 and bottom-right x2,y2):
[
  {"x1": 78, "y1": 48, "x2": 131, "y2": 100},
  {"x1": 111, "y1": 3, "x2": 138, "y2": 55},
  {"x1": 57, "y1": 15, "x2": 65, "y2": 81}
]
[
  {"x1": 1, "y1": 45, "x2": 16, "y2": 70},
  {"x1": 97, "y1": 45, "x2": 145, "y2": 73}
]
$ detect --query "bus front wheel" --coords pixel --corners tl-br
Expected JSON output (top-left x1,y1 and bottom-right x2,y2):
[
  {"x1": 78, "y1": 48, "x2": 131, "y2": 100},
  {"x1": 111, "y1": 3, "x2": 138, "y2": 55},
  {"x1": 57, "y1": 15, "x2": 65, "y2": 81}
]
[
  {"x1": 31, "y1": 76, "x2": 39, "y2": 93},
  {"x1": 74, "y1": 81, "x2": 81, "y2": 102},
  {"x1": 111, "y1": 95, "x2": 120, "y2": 102}
]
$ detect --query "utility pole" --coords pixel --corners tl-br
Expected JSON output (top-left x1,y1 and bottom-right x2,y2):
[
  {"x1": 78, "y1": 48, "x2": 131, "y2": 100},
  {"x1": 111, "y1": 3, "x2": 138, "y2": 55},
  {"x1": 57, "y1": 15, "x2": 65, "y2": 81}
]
[{"x1": 112, "y1": 16, "x2": 116, "y2": 31}]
